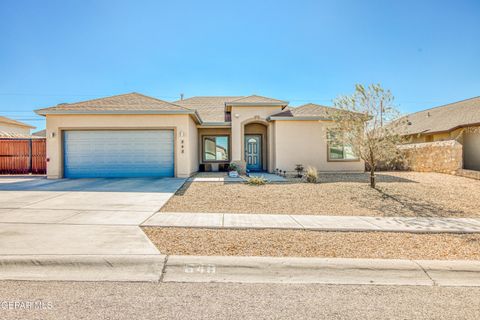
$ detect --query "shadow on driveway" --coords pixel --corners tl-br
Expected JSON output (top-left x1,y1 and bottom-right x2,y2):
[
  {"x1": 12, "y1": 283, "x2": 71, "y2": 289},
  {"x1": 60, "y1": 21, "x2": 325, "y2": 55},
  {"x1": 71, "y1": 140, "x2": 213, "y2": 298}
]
[{"x1": 0, "y1": 177, "x2": 186, "y2": 193}]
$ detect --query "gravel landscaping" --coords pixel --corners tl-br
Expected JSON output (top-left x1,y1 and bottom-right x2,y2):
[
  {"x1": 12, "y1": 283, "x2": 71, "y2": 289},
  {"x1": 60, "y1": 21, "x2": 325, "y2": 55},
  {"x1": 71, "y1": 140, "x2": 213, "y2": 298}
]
[
  {"x1": 143, "y1": 227, "x2": 480, "y2": 260},
  {"x1": 161, "y1": 172, "x2": 480, "y2": 217}
]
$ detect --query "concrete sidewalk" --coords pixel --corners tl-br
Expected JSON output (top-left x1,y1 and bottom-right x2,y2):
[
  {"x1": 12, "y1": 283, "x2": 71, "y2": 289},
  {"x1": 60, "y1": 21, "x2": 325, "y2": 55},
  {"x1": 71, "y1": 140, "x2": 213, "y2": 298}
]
[
  {"x1": 143, "y1": 212, "x2": 480, "y2": 233},
  {"x1": 3, "y1": 254, "x2": 479, "y2": 286}
]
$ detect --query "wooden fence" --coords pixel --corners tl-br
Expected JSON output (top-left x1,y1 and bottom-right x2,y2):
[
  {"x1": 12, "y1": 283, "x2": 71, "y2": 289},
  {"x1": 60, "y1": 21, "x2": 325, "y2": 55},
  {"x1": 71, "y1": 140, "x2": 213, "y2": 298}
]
[{"x1": 0, "y1": 139, "x2": 46, "y2": 174}]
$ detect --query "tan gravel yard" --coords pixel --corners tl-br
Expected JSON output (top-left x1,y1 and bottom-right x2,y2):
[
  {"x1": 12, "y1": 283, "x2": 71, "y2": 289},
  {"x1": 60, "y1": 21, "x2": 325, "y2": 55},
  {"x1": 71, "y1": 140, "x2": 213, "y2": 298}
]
[
  {"x1": 143, "y1": 227, "x2": 480, "y2": 260},
  {"x1": 162, "y1": 172, "x2": 480, "y2": 217}
]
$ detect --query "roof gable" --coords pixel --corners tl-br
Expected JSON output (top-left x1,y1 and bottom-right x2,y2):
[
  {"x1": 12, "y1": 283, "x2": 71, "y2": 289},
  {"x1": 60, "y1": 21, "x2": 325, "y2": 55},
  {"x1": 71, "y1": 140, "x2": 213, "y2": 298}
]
[
  {"x1": 174, "y1": 96, "x2": 243, "y2": 122},
  {"x1": 227, "y1": 95, "x2": 288, "y2": 106},
  {"x1": 35, "y1": 92, "x2": 192, "y2": 115},
  {"x1": 270, "y1": 103, "x2": 344, "y2": 119},
  {"x1": 0, "y1": 116, "x2": 35, "y2": 129}
]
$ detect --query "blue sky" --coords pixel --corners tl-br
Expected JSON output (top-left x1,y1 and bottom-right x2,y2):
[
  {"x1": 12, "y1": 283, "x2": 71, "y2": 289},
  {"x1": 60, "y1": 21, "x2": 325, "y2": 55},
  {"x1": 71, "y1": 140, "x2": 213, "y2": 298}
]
[{"x1": 0, "y1": 0, "x2": 479, "y2": 130}]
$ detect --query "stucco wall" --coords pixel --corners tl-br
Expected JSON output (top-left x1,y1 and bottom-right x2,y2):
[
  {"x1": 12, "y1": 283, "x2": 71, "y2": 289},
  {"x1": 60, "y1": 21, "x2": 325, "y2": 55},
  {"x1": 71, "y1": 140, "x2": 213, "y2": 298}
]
[
  {"x1": 187, "y1": 116, "x2": 199, "y2": 174},
  {"x1": 398, "y1": 140, "x2": 463, "y2": 174},
  {"x1": 45, "y1": 114, "x2": 198, "y2": 178},
  {"x1": 230, "y1": 105, "x2": 283, "y2": 163},
  {"x1": 274, "y1": 120, "x2": 365, "y2": 173}
]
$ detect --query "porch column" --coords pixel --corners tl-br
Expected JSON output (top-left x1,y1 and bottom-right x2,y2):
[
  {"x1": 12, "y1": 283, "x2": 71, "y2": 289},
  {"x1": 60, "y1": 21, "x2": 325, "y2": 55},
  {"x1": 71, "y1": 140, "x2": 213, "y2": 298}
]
[{"x1": 231, "y1": 118, "x2": 242, "y2": 162}]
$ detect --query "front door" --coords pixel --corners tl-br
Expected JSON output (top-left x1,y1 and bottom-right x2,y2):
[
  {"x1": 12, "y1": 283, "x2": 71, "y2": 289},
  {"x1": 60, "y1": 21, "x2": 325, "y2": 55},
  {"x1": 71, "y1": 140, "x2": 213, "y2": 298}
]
[{"x1": 245, "y1": 135, "x2": 262, "y2": 171}]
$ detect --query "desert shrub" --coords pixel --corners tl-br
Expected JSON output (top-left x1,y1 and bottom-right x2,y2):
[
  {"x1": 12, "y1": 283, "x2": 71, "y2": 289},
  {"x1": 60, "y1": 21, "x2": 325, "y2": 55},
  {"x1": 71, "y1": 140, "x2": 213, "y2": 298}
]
[
  {"x1": 246, "y1": 176, "x2": 268, "y2": 185},
  {"x1": 303, "y1": 166, "x2": 318, "y2": 183},
  {"x1": 295, "y1": 164, "x2": 304, "y2": 178}
]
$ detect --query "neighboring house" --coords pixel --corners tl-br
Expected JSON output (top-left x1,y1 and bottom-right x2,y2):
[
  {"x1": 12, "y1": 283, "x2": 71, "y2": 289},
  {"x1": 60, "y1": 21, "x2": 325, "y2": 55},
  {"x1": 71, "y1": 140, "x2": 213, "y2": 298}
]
[
  {"x1": 397, "y1": 96, "x2": 480, "y2": 171},
  {"x1": 32, "y1": 129, "x2": 46, "y2": 137},
  {"x1": 0, "y1": 116, "x2": 35, "y2": 138},
  {"x1": 35, "y1": 93, "x2": 364, "y2": 179}
]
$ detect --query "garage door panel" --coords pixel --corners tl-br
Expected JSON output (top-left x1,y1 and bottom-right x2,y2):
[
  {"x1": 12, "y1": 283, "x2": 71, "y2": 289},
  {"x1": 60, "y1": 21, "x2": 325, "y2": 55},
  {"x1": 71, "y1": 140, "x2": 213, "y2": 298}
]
[{"x1": 64, "y1": 130, "x2": 174, "y2": 178}]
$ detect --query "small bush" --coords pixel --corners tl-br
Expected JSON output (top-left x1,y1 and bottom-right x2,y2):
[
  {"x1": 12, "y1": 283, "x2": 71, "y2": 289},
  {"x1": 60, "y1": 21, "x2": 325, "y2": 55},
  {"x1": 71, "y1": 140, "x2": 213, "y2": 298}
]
[
  {"x1": 228, "y1": 163, "x2": 238, "y2": 172},
  {"x1": 303, "y1": 166, "x2": 318, "y2": 183},
  {"x1": 295, "y1": 164, "x2": 304, "y2": 178},
  {"x1": 246, "y1": 176, "x2": 268, "y2": 185}
]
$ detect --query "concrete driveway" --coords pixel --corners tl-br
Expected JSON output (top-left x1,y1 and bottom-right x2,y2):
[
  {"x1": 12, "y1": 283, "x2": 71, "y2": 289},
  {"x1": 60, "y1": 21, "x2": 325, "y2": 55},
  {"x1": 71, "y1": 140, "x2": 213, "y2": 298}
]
[
  {"x1": 0, "y1": 177, "x2": 185, "y2": 225},
  {"x1": 0, "y1": 177, "x2": 185, "y2": 256}
]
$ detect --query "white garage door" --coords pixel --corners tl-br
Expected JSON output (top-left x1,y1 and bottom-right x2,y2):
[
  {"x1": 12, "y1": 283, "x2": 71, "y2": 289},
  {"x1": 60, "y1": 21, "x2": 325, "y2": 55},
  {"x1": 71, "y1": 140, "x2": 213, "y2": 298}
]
[{"x1": 63, "y1": 130, "x2": 174, "y2": 178}]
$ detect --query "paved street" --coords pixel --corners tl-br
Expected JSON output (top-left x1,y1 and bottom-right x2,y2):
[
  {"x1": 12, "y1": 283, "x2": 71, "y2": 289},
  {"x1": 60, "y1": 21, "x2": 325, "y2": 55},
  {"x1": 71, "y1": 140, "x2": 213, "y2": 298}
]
[{"x1": 0, "y1": 281, "x2": 479, "y2": 320}]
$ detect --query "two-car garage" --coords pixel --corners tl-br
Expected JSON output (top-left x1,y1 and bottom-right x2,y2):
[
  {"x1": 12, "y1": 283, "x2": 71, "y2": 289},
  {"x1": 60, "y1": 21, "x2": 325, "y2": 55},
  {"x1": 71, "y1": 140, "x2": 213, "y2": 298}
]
[{"x1": 63, "y1": 130, "x2": 174, "y2": 178}]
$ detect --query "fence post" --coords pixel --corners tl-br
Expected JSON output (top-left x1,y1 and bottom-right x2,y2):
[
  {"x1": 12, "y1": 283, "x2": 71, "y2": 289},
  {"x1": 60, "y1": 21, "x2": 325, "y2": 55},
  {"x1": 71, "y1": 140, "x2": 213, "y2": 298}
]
[{"x1": 28, "y1": 139, "x2": 33, "y2": 173}]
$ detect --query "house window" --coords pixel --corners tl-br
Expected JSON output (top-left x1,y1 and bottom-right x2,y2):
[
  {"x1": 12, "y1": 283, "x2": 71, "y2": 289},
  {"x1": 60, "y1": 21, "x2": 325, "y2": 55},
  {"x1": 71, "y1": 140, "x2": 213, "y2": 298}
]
[
  {"x1": 203, "y1": 136, "x2": 229, "y2": 162},
  {"x1": 327, "y1": 131, "x2": 358, "y2": 161}
]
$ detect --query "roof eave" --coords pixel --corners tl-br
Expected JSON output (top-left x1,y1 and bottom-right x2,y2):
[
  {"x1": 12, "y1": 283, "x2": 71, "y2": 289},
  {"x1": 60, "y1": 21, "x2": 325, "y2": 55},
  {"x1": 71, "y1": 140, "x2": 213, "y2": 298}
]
[
  {"x1": 0, "y1": 120, "x2": 36, "y2": 129},
  {"x1": 268, "y1": 116, "x2": 332, "y2": 121},
  {"x1": 402, "y1": 121, "x2": 480, "y2": 137},
  {"x1": 36, "y1": 109, "x2": 193, "y2": 116},
  {"x1": 197, "y1": 122, "x2": 232, "y2": 128},
  {"x1": 226, "y1": 102, "x2": 288, "y2": 107},
  {"x1": 35, "y1": 108, "x2": 203, "y2": 124}
]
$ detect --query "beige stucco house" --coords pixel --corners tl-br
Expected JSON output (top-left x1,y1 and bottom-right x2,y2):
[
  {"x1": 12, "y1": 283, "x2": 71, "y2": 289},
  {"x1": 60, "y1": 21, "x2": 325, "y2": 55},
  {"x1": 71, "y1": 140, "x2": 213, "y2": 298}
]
[
  {"x1": 398, "y1": 96, "x2": 480, "y2": 171},
  {"x1": 0, "y1": 116, "x2": 35, "y2": 138},
  {"x1": 35, "y1": 93, "x2": 364, "y2": 179}
]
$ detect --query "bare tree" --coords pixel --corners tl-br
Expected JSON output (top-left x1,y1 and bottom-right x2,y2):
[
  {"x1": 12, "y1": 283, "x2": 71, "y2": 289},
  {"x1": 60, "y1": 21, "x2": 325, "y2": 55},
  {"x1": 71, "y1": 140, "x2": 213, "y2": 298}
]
[{"x1": 330, "y1": 84, "x2": 404, "y2": 188}]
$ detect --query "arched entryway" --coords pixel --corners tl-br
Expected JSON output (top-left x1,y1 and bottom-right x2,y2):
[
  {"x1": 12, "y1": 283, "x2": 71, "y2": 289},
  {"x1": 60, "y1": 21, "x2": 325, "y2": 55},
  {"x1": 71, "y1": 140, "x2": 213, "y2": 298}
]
[{"x1": 243, "y1": 121, "x2": 268, "y2": 172}]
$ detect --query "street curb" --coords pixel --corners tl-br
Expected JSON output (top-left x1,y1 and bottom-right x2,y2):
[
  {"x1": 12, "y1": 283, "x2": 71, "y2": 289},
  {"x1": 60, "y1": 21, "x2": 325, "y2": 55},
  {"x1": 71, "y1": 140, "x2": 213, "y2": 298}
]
[
  {"x1": 0, "y1": 255, "x2": 165, "y2": 282},
  {"x1": 1, "y1": 255, "x2": 479, "y2": 286},
  {"x1": 163, "y1": 256, "x2": 480, "y2": 287}
]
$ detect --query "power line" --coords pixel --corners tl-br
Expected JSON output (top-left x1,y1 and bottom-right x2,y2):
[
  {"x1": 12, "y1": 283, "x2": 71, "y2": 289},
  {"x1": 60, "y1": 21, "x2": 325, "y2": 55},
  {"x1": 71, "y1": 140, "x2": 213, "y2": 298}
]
[
  {"x1": 0, "y1": 92, "x2": 458, "y2": 105},
  {"x1": 0, "y1": 92, "x2": 180, "y2": 99}
]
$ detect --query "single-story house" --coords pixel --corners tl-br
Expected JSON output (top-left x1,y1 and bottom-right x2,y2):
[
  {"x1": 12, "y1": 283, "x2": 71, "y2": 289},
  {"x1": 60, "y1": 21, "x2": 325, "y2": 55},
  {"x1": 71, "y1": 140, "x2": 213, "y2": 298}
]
[
  {"x1": 35, "y1": 93, "x2": 364, "y2": 179},
  {"x1": 0, "y1": 115, "x2": 35, "y2": 138},
  {"x1": 397, "y1": 96, "x2": 480, "y2": 171}
]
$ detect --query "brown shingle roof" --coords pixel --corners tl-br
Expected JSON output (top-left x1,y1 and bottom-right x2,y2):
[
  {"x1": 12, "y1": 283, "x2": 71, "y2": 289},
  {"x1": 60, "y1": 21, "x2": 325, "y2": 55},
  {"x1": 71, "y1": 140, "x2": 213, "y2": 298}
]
[
  {"x1": 270, "y1": 103, "x2": 347, "y2": 119},
  {"x1": 397, "y1": 96, "x2": 480, "y2": 135},
  {"x1": 0, "y1": 116, "x2": 35, "y2": 128},
  {"x1": 174, "y1": 96, "x2": 242, "y2": 122},
  {"x1": 228, "y1": 95, "x2": 288, "y2": 105},
  {"x1": 175, "y1": 95, "x2": 288, "y2": 122},
  {"x1": 35, "y1": 92, "x2": 192, "y2": 115}
]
